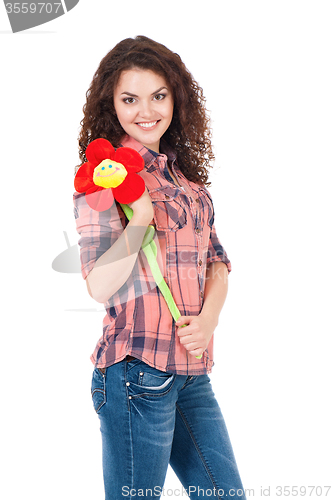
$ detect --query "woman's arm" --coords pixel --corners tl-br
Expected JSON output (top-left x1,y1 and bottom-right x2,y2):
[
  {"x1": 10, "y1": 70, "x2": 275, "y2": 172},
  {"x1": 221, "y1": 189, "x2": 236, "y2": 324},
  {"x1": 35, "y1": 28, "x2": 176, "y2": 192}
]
[
  {"x1": 86, "y1": 212, "x2": 151, "y2": 304},
  {"x1": 85, "y1": 188, "x2": 154, "y2": 304},
  {"x1": 175, "y1": 261, "x2": 229, "y2": 357},
  {"x1": 199, "y1": 261, "x2": 229, "y2": 328}
]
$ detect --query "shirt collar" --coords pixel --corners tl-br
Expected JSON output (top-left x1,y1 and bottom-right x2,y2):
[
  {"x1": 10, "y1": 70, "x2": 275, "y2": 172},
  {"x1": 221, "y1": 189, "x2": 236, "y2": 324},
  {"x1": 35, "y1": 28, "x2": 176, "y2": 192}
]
[
  {"x1": 119, "y1": 134, "x2": 177, "y2": 168},
  {"x1": 160, "y1": 138, "x2": 177, "y2": 163}
]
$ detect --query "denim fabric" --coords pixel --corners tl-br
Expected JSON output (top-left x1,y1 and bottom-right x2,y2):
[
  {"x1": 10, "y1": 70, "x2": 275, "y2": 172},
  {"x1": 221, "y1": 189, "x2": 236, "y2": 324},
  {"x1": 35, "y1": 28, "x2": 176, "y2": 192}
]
[{"x1": 91, "y1": 358, "x2": 246, "y2": 499}]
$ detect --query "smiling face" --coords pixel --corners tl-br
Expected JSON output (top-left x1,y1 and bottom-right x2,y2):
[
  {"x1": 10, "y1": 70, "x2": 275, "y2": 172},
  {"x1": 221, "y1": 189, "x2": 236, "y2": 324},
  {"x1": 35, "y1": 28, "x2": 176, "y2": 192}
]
[
  {"x1": 93, "y1": 159, "x2": 128, "y2": 188},
  {"x1": 113, "y1": 69, "x2": 174, "y2": 153}
]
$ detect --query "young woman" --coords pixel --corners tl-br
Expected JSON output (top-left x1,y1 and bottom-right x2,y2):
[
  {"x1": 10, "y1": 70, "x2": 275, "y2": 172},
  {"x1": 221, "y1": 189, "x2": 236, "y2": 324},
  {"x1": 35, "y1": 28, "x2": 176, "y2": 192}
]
[{"x1": 74, "y1": 36, "x2": 246, "y2": 500}]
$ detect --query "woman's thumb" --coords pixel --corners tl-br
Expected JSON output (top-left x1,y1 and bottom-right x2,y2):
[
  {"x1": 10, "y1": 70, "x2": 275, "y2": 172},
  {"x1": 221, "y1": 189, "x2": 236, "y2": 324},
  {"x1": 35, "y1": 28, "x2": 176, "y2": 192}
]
[{"x1": 175, "y1": 316, "x2": 187, "y2": 327}]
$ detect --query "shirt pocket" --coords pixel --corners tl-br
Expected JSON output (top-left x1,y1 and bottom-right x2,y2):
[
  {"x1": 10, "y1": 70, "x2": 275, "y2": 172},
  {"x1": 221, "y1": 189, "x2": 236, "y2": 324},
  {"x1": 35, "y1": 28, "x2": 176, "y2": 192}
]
[{"x1": 149, "y1": 185, "x2": 187, "y2": 232}]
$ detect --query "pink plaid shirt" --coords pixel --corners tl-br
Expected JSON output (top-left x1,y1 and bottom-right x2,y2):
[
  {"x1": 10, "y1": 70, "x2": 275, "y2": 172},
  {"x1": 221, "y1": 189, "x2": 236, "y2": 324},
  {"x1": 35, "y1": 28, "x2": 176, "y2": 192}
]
[{"x1": 73, "y1": 135, "x2": 231, "y2": 375}]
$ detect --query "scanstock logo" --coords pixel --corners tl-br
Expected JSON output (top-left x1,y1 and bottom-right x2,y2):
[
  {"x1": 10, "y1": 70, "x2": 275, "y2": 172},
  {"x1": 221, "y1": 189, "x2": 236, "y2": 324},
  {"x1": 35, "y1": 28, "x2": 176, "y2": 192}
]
[{"x1": 3, "y1": 1, "x2": 79, "y2": 33}]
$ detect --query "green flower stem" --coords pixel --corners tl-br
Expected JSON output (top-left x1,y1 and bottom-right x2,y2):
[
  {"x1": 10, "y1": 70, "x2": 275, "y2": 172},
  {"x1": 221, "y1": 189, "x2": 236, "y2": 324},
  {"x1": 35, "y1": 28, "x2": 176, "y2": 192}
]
[{"x1": 120, "y1": 203, "x2": 202, "y2": 360}]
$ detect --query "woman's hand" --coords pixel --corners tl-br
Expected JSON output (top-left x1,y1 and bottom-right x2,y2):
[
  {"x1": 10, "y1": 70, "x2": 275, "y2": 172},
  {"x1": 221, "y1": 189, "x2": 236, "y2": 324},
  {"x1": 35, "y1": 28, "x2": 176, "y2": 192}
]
[
  {"x1": 127, "y1": 187, "x2": 154, "y2": 225},
  {"x1": 175, "y1": 313, "x2": 218, "y2": 358}
]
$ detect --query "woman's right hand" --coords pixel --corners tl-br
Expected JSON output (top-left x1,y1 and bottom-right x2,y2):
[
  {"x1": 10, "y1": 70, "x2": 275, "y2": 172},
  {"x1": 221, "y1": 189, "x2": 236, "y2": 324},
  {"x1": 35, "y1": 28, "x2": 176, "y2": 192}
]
[{"x1": 127, "y1": 187, "x2": 154, "y2": 225}]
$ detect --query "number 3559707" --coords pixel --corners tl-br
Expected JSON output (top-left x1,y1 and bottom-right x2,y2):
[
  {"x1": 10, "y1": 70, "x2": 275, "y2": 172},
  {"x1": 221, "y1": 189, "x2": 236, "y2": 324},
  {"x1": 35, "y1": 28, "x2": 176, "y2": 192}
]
[{"x1": 5, "y1": 3, "x2": 62, "y2": 14}]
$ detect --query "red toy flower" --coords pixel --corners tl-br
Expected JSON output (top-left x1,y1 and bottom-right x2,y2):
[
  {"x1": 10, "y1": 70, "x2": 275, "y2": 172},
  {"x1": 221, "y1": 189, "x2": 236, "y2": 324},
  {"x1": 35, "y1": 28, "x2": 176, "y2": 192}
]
[{"x1": 74, "y1": 138, "x2": 145, "y2": 211}]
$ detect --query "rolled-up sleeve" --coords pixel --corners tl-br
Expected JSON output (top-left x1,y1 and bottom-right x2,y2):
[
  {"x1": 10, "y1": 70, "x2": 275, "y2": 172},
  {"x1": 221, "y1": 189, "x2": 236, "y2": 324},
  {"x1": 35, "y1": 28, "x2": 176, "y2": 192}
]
[
  {"x1": 206, "y1": 222, "x2": 232, "y2": 273},
  {"x1": 73, "y1": 192, "x2": 126, "y2": 280},
  {"x1": 200, "y1": 185, "x2": 232, "y2": 273}
]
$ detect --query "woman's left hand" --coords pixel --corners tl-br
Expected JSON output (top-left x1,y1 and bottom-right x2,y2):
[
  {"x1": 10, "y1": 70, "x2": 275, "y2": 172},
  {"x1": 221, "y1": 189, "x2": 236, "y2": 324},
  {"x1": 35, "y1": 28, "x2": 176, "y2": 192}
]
[{"x1": 175, "y1": 313, "x2": 217, "y2": 358}]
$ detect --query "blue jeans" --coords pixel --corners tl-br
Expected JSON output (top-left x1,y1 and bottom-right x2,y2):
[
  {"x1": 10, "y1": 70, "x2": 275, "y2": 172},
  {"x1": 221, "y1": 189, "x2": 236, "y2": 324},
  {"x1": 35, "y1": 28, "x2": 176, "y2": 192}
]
[{"x1": 91, "y1": 357, "x2": 246, "y2": 499}]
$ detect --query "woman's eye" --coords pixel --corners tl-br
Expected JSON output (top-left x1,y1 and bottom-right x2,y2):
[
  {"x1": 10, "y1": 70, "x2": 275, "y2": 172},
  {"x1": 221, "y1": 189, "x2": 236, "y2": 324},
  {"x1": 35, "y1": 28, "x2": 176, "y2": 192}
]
[
  {"x1": 123, "y1": 97, "x2": 135, "y2": 104},
  {"x1": 154, "y1": 93, "x2": 166, "y2": 101}
]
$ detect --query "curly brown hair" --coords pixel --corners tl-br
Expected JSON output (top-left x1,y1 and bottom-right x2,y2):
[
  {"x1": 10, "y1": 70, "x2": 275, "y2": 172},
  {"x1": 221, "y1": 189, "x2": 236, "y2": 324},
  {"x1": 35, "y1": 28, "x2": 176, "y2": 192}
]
[{"x1": 77, "y1": 36, "x2": 215, "y2": 186}]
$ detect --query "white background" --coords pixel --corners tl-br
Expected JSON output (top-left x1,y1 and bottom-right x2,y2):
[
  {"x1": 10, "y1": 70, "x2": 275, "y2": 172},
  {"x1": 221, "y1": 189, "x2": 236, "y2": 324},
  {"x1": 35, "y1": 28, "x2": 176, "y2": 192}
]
[{"x1": 1, "y1": 1, "x2": 331, "y2": 499}]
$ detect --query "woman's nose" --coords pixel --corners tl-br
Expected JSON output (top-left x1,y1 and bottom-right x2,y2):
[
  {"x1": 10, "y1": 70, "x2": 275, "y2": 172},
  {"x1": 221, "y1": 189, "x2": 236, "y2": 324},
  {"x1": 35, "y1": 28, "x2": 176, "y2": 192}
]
[{"x1": 138, "y1": 100, "x2": 154, "y2": 118}]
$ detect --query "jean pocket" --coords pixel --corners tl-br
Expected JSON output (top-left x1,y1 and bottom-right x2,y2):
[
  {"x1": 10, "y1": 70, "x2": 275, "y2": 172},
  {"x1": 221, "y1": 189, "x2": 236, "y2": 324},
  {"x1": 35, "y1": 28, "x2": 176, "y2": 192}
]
[
  {"x1": 139, "y1": 371, "x2": 175, "y2": 390},
  {"x1": 126, "y1": 361, "x2": 175, "y2": 398},
  {"x1": 91, "y1": 368, "x2": 106, "y2": 414}
]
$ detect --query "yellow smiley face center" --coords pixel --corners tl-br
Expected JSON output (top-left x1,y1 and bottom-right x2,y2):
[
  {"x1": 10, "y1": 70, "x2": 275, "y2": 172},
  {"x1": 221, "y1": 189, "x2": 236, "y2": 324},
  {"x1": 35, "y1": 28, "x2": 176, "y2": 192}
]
[{"x1": 93, "y1": 159, "x2": 128, "y2": 188}]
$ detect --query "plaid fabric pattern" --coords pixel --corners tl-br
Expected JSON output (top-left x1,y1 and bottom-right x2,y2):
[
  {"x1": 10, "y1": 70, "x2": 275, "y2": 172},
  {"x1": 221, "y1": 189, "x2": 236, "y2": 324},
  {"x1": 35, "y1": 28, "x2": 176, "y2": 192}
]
[{"x1": 73, "y1": 135, "x2": 231, "y2": 375}]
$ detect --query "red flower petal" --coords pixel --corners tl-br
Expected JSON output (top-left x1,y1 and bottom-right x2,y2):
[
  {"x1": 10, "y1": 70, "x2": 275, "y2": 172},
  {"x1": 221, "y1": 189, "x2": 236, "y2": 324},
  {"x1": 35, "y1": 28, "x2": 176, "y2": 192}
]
[
  {"x1": 113, "y1": 173, "x2": 145, "y2": 204},
  {"x1": 74, "y1": 162, "x2": 95, "y2": 193},
  {"x1": 86, "y1": 139, "x2": 115, "y2": 166},
  {"x1": 85, "y1": 186, "x2": 114, "y2": 212},
  {"x1": 114, "y1": 147, "x2": 145, "y2": 174}
]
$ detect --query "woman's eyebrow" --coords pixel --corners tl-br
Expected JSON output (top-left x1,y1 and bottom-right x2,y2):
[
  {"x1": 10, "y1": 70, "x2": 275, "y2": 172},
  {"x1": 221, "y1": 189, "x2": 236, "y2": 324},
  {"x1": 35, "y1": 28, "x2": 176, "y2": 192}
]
[
  {"x1": 120, "y1": 91, "x2": 138, "y2": 97},
  {"x1": 120, "y1": 86, "x2": 168, "y2": 97},
  {"x1": 151, "y1": 86, "x2": 168, "y2": 95}
]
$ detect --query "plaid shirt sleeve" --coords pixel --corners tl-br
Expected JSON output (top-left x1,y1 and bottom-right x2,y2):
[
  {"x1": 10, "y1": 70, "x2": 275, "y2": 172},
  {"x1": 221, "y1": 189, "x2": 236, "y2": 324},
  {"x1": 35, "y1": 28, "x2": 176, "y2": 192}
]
[
  {"x1": 199, "y1": 185, "x2": 232, "y2": 273},
  {"x1": 206, "y1": 222, "x2": 232, "y2": 273},
  {"x1": 73, "y1": 192, "x2": 126, "y2": 280}
]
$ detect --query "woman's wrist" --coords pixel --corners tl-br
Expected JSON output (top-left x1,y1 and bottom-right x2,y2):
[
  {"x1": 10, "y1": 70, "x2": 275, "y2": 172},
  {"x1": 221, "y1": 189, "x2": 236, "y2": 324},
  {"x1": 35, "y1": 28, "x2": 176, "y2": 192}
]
[{"x1": 198, "y1": 308, "x2": 219, "y2": 332}]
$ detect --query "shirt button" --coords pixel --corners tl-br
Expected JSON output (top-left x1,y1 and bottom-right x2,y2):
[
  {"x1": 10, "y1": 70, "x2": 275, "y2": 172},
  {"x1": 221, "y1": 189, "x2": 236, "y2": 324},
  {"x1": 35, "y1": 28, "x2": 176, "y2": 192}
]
[
  {"x1": 195, "y1": 228, "x2": 201, "y2": 233},
  {"x1": 200, "y1": 291, "x2": 204, "y2": 298},
  {"x1": 196, "y1": 198, "x2": 199, "y2": 203},
  {"x1": 128, "y1": 396, "x2": 132, "y2": 400},
  {"x1": 198, "y1": 260, "x2": 202, "y2": 266},
  {"x1": 126, "y1": 382, "x2": 130, "y2": 386},
  {"x1": 139, "y1": 372, "x2": 144, "y2": 376},
  {"x1": 165, "y1": 195, "x2": 170, "y2": 199}
]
